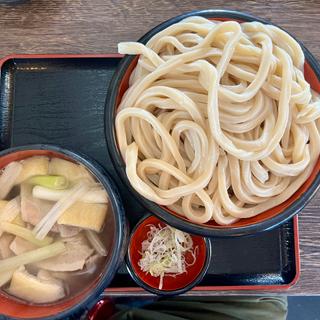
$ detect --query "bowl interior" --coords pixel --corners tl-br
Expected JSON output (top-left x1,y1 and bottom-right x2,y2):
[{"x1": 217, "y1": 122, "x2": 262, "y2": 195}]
[
  {"x1": 128, "y1": 215, "x2": 207, "y2": 292},
  {"x1": 0, "y1": 148, "x2": 119, "y2": 319},
  {"x1": 110, "y1": 14, "x2": 320, "y2": 232}
]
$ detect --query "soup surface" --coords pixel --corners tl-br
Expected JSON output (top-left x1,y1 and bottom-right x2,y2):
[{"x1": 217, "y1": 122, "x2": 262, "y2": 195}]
[{"x1": 0, "y1": 156, "x2": 111, "y2": 304}]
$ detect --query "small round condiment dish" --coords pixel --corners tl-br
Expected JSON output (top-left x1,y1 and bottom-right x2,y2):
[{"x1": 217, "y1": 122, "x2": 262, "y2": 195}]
[{"x1": 126, "y1": 215, "x2": 211, "y2": 295}]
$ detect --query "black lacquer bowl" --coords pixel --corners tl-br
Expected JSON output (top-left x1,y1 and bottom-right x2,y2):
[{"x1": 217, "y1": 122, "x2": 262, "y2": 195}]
[
  {"x1": 0, "y1": 144, "x2": 126, "y2": 320},
  {"x1": 105, "y1": 10, "x2": 320, "y2": 237}
]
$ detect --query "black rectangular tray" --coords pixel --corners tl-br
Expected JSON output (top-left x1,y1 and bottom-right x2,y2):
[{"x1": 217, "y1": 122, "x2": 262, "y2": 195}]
[{"x1": 0, "y1": 55, "x2": 300, "y2": 292}]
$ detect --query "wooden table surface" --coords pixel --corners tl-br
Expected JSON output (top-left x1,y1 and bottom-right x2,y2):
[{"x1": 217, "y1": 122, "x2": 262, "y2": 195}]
[{"x1": 0, "y1": 0, "x2": 320, "y2": 295}]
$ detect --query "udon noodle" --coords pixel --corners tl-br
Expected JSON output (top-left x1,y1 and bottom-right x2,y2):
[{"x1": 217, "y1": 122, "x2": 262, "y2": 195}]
[{"x1": 115, "y1": 16, "x2": 320, "y2": 225}]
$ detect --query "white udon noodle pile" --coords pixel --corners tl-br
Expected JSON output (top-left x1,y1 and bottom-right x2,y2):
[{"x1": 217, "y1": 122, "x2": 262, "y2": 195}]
[{"x1": 115, "y1": 16, "x2": 320, "y2": 225}]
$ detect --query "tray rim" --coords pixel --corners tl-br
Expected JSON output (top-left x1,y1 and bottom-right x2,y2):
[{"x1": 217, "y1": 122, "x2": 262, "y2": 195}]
[
  {"x1": 0, "y1": 53, "x2": 124, "y2": 67},
  {"x1": 0, "y1": 53, "x2": 300, "y2": 292}
]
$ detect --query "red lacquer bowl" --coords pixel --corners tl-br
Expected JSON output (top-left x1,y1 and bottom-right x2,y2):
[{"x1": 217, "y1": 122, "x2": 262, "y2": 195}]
[
  {"x1": 105, "y1": 9, "x2": 320, "y2": 237},
  {"x1": 87, "y1": 298, "x2": 116, "y2": 320},
  {"x1": 126, "y1": 215, "x2": 211, "y2": 295}
]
